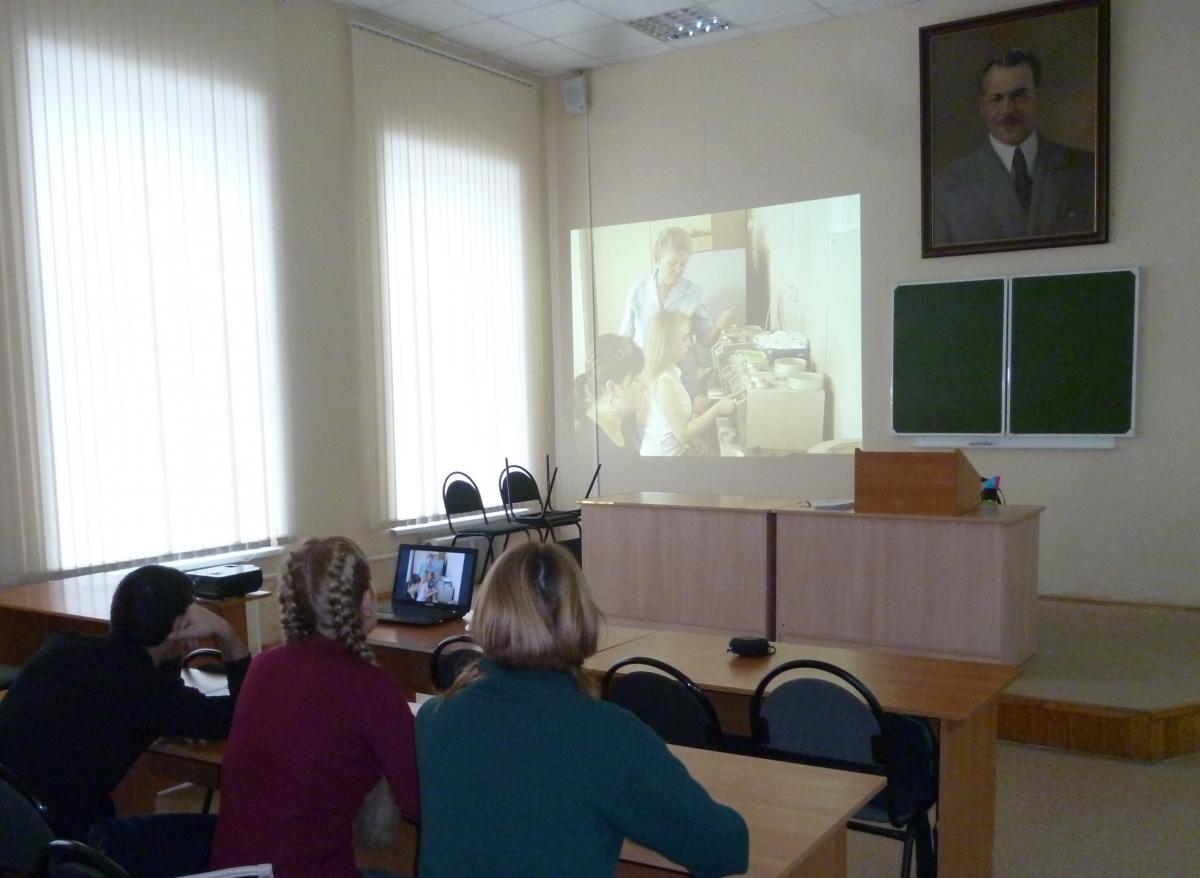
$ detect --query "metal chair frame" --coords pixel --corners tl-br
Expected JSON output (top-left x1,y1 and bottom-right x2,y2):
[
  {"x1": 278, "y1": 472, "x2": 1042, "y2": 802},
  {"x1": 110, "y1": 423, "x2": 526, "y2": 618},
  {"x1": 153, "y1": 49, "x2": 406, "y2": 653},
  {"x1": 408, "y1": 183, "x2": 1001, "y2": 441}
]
[
  {"x1": 442, "y1": 471, "x2": 536, "y2": 572},
  {"x1": 749, "y1": 659, "x2": 938, "y2": 878},
  {"x1": 602, "y1": 656, "x2": 725, "y2": 751}
]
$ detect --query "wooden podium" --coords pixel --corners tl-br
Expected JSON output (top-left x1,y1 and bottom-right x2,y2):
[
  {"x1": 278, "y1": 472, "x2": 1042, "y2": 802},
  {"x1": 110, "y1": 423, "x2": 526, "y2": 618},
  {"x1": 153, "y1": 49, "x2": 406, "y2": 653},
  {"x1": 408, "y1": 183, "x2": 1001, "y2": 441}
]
[{"x1": 854, "y1": 449, "x2": 981, "y2": 516}]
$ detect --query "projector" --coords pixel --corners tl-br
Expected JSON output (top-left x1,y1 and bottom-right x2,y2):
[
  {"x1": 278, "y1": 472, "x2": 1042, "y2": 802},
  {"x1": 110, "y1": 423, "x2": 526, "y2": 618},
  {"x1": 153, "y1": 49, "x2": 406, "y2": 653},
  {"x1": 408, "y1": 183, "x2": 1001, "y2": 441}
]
[{"x1": 188, "y1": 564, "x2": 263, "y2": 600}]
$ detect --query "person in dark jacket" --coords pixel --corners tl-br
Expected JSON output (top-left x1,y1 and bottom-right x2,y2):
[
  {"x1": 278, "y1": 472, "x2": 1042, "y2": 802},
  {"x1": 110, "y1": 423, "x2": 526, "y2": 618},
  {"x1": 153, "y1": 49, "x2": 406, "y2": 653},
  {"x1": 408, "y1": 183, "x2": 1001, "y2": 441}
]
[{"x1": 0, "y1": 565, "x2": 250, "y2": 839}]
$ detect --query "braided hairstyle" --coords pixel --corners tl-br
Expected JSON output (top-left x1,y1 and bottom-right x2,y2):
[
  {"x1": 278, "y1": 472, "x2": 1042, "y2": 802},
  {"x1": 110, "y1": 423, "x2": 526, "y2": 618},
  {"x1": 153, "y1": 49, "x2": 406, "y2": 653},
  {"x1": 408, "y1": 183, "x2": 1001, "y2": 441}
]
[{"x1": 277, "y1": 536, "x2": 376, "y2": 665}]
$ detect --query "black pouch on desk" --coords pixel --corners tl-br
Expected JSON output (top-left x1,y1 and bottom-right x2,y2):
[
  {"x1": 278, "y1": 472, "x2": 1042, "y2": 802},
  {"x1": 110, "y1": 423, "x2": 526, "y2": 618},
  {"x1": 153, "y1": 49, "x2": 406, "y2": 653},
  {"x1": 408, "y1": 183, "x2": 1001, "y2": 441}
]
[{"x1": 727, "y1": 636, "x2": 775, "y2": 658}]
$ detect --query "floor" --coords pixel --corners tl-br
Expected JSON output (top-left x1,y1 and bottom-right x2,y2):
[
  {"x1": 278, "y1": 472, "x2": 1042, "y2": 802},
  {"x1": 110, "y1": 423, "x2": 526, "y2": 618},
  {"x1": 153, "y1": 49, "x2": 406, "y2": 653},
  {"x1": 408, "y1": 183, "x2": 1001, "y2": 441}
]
[
  {"x1": 1006, "y1": 598, "x2": 1200, "y2": 710},
  {"x1": 849, "y1": 598, "x2": 1200, "y2": 877}
]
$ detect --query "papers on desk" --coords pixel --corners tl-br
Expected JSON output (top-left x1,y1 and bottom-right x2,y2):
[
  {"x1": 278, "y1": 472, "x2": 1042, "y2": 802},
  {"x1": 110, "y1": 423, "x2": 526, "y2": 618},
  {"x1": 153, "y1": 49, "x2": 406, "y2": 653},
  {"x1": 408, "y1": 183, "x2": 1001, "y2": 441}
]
[
  {"x1": 812, "y1": 498, "x2": 855, "y2": 511},
  {"x1": 173, "y1": 866, "x2": 272, "y2": 878}
]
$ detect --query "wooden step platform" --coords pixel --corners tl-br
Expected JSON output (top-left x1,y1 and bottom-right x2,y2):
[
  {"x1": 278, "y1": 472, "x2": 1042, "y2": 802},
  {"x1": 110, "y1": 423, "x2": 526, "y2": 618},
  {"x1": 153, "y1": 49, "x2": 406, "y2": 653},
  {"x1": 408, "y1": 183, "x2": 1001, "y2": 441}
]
[
  {"x1": 998, "y1": 693, "x2": 1200, "y2": 760},
  {"x1": 997, "y1": 598, "x2": 1200, "y2": 761}
]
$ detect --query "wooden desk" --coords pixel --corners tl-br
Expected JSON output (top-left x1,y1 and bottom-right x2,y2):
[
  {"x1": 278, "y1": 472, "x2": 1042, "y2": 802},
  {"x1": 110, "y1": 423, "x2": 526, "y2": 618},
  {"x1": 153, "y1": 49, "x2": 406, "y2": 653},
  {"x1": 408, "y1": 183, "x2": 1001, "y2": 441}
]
[
  {"x1": 367, "y1": 620, "x2": 654, "y2": 694},
  {"x1": 0, "y1": 572, "x2": 267, "y2": 666},
  {"x1": 621, "y1": 745, "x2": 880, "y2": 878},
  {"x1": 581, "y1": 492, "x2": 797, "y2": 637},
  {"x1": 586, "y1": 629, "x2": 1020, "y2": 878},
  {"x1": 136, "y1": 736, "x2": 879, "y2": 878},
  {"x1": 774, "y1": 504, "x2": 1043, "y2": 663}
]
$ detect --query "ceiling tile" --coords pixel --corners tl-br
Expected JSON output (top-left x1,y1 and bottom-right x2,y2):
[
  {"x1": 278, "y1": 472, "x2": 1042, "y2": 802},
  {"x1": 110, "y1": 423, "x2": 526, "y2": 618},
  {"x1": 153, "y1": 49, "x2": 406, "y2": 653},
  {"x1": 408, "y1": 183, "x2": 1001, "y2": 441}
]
[
  {"x1": 495, "y1": 39, "x2": 596, "y2": 74},
  {"x1": 456, "y1": 0, "x2": 557, "y2": 15},
  {"x1": 746, "y1": 8, "x2": 832, "y2": 32},
  {"x1": 376, "y1": 0, "x2": 488, "y2": 33},
  {"x1": 574, "y1": 0, "x2": 686, "y2": 22},
  {"x1": 706, "y1": 0, "x2": 822, "y2": 26},
  {"x1": 441, "y1": 18, "x2": 542, "y2": 52},
  {"x1": 555, "y1": 22, "x2": 662, "y2": 56},
  {"x1": 503, "y1": 1, "x2": 614, "y2": 38}
]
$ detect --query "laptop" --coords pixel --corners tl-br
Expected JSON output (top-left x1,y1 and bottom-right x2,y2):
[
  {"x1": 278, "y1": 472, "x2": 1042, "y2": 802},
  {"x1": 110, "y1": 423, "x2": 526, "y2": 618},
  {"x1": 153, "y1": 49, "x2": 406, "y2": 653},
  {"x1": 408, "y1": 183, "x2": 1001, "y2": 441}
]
[{"x1": 376, "y1": 543, "x2": 478, "y2": 626}]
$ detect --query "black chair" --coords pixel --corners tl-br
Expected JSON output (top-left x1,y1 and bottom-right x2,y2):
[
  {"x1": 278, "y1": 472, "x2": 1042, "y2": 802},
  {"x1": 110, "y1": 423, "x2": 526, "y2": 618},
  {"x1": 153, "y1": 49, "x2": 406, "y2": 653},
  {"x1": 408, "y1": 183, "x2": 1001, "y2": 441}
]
[
  {"x1": 37, "y1": 840, "x2": 130, "y2": 878},
  {"x1": 442, "y1": 471, "x2": 536, "y2": 572},
  {"x1": 429, "y1": 634, "x2": 483, "y2": 692},
  {"x1": 498, "y1": 461, "x2": 582, "y2": 542},
  {"x1": 179, "y1": 650, "x2": 227, "y2": 814},
  {"x1": 86, "y1": 814, "x2": 218, "y2": 878},
  {"x1": 1, "y1": 762, "x2": 56, "y2": 876},
  {"x1": 601, "y1": 657, "x2": 725, "y2": 751},
  {"x1": 750, "y1": 660, "x2": 938, "y2": 878}
]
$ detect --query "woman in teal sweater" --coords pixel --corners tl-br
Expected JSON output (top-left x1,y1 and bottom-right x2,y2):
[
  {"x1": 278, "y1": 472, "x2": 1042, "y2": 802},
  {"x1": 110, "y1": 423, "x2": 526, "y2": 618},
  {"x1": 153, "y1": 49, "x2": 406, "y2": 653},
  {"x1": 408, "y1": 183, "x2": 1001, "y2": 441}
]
[{"x1": 415, "y1": 542, "x2": 749, "y2": 878}]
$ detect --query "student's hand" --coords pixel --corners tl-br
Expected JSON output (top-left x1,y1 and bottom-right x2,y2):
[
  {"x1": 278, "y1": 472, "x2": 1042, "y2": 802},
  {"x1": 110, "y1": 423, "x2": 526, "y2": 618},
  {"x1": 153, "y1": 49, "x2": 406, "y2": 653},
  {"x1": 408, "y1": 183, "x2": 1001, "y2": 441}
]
[
  {"x1": 169, "y1": 604, "x2": 249, "y2": 661},
  {"x1": 715, "y1": 308, "x2": 736, "y2": 331},
  {"x1": 714, "y1": 397, "x2": 737, "y2": 416}
]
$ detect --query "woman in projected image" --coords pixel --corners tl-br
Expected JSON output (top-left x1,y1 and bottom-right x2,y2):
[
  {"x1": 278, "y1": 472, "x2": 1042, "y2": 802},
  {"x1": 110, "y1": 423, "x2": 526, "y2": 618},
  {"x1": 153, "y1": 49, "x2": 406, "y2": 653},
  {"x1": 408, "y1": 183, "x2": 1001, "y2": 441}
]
[
  {"x1": 619, "y1": 226, "x2": 735, "y2": 406},
  {"x1": 640, "y1": 310, "x2": 735, "y2": 457},
  {"x1": 574, "y1": 333, "x2": 646, "y2": 459}
]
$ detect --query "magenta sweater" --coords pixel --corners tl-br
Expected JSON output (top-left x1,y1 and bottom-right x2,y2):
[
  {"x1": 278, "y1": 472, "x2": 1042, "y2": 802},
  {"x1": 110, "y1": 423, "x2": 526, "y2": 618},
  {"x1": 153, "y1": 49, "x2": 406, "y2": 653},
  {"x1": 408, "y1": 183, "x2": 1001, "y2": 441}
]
[{"x1": 211, "y1": 637, "x2": 419, "y2": 877}]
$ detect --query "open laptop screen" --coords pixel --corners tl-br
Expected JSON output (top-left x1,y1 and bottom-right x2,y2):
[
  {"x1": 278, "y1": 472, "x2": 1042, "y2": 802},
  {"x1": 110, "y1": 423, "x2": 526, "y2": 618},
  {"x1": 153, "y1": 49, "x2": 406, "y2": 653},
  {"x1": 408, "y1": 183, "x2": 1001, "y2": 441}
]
[{"x1": 391, "y1": 544, "x2": 477, "y2": 609}]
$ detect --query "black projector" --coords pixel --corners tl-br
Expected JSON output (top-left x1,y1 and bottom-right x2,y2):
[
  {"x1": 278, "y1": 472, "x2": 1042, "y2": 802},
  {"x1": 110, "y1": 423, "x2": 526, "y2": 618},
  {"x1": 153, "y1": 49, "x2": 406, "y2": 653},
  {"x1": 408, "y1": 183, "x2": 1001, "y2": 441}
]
[{"x1": 188, "y1": 564, "x2": 263, "y2": 599}]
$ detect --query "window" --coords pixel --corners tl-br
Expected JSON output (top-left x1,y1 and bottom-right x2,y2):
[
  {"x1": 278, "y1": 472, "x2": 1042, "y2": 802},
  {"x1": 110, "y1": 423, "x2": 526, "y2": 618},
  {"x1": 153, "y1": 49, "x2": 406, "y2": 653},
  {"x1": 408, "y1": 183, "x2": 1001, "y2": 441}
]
[
  {"x1": 0, "y1": 0, "x2": 283, "y2": 578},
  {"x1": 352, "y1": 28, "x2": 547, "y2": 524}
]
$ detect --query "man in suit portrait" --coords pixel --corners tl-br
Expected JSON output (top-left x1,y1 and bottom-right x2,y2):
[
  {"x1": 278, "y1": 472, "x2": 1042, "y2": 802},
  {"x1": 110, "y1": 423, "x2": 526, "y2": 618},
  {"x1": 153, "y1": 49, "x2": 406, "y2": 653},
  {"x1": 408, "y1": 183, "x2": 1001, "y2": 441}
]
[{"x1": 932, "y1": 49, "x2": 1095, "y2": 246}]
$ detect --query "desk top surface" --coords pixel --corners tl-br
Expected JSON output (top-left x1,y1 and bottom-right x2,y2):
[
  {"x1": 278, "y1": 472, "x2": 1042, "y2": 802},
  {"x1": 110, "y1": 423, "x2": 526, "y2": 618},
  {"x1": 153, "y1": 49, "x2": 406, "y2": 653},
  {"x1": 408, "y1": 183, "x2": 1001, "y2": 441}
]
[
  {"x1": 584, "y1": 629, "x2": 1019, "y2": 721},
  {"x1": 147, "y1": 736, "x2": 878, "y2": 878},
  {"x1": 368, "y1": 620, "x2": 654, "y2": 656},
  {"x1": 0, "y1": 572, "x2": 268, "y2": 622},
  {"x1": 582, "y1": 492, "x2": 802, "y2": 512},
  {"x1": 624, "y1": 745, "x2": 880, "y2": 877},
  {"x1": 583, "y1": 491, "x2": 1043, "y2": 523}
]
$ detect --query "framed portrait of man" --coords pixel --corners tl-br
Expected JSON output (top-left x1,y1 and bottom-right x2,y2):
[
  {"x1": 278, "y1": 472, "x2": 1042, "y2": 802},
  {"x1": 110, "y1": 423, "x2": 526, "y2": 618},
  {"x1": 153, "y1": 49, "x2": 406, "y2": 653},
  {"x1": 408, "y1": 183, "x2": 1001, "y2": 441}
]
[{"x1": 920, "y1": 0, "x2": 1109, "y2": 257}]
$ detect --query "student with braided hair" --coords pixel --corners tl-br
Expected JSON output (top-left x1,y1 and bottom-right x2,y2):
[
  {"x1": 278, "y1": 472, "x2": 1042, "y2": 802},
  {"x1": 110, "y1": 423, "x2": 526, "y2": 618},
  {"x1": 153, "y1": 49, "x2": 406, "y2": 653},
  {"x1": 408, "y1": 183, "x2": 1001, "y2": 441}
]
[
  {"x1": 415, "y1": 542, "x2": 748, "y2": 878},
  {"x1": 211, "y1": 537, "x2": 419, "y2": 878}
]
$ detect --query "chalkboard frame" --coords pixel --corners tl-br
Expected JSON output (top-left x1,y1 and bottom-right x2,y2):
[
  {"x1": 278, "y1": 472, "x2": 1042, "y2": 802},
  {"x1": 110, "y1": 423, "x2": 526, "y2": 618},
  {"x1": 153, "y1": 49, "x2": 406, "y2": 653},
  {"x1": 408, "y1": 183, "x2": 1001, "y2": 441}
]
[{"x1": 892, "y1": 268, "x2": 1137, "y2": 444}]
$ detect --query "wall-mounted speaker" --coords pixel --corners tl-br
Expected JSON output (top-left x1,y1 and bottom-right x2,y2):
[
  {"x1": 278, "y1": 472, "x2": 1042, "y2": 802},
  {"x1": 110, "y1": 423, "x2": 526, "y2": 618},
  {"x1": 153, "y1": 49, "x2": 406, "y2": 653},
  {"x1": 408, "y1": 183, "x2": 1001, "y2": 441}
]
[{"x1": 562, "y1": 74, "x2": 587, "y2": 116}]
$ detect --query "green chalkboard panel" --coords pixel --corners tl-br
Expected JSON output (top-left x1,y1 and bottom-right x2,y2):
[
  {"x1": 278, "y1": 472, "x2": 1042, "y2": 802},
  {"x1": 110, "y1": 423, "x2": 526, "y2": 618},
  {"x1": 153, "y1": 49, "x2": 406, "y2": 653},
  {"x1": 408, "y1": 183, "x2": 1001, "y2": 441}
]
[
  {"x1": 893, "y1": 279, "x2": 1005, "y2": 434},
  {"x1": 1009, "y1": 271, "x2": 1137, "y2": 435}
]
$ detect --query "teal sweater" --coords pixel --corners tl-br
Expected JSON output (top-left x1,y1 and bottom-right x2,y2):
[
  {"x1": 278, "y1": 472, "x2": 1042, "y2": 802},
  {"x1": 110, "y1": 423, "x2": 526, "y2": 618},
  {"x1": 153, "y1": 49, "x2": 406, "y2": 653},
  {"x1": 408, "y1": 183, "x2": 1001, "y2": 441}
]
[{"x1": 415, "y1": 660, "x2": 749, "y2": 878}]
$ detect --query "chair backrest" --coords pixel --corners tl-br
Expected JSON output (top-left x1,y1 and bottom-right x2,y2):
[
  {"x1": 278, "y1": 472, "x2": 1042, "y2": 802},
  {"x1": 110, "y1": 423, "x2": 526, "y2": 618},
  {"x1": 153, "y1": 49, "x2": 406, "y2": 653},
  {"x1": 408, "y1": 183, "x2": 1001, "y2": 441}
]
[
  {"x1": 37, "y1": 840, "x2": 130, "y2": 878},
  {"x1": 602, "y1": 657, "x2": 724, "y2": 751},
  {"x1": 429, "y1": 634, "x2": 483, "y2": 692},
  {"x1": 442, "y1": 472, "x2": 489, "y2": 529},
  {"x1": 86, "y1": 813, "x2": 216, "y2": 878},
  {"x1": 1, "y1": 762, "x2": 56, "y2": 874},
  {"x1": 749, "y1": 660, "x2": 937, "y2": 825},
  {"x1": 498, "y1": 463, "x2": 545, "y2": 521}
]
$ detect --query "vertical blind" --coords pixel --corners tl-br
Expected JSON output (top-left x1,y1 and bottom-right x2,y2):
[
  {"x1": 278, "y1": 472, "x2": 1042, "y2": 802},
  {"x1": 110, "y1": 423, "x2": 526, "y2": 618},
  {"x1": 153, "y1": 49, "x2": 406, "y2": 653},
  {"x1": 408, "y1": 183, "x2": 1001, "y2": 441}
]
[
  {"x1": 351, "y1": 27, "x2": 545, "y2": 524},
  {"x1": 0, "y1": 0, "x2": 284, "y2": 580}
]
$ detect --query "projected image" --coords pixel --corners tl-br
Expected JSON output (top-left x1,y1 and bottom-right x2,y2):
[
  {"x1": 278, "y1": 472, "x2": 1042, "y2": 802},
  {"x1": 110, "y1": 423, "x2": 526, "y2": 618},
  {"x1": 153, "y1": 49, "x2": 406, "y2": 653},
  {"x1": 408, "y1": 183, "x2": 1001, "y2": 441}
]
[{"x1": 572, "y1": 197, "x2": 862, "y2": 459}]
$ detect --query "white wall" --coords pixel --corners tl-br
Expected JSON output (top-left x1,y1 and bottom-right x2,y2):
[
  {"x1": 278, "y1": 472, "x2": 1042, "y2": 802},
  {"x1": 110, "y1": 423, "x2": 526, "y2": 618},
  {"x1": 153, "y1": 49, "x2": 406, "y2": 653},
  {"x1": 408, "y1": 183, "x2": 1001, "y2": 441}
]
[{"x1": 546, "y1": 0, "x2": 1200, "y2": 607}]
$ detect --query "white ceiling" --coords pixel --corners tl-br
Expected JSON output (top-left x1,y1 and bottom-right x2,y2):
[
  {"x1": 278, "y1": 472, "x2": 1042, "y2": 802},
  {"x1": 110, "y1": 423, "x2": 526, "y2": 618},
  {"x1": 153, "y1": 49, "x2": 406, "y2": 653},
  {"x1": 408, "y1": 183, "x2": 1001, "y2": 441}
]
[{"x1": 335, "y1": 0, "x2": 914, "y2": 78}]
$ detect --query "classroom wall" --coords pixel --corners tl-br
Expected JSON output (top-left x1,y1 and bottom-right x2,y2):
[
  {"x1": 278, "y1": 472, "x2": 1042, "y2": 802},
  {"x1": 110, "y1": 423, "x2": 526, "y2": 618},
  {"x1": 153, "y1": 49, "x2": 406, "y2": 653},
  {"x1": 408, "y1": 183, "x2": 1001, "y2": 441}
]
[{"x1": 546, "y1": 0, "x2": 1200, "y2": 607}]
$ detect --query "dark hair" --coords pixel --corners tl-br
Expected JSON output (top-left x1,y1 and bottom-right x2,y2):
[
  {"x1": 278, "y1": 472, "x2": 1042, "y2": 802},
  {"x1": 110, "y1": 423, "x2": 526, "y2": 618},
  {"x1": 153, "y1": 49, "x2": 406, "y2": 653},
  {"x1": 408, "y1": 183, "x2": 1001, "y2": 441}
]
[
  {"x1": 109, "y1": 565, "x2": 195, "y2": 646},
  {"x1": 573, "y1": 333, "x2": 646, "y2": 421},
  {"x1": 979, "y1": 49, "x2": 1042, "y2": 90}
]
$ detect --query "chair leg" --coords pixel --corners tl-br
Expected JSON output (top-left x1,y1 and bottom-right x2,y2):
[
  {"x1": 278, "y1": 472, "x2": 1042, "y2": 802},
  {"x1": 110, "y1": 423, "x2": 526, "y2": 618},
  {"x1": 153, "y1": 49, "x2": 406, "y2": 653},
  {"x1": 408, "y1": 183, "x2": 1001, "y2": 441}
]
[
  {"x1": 914, "y1": 812, "x2": 936, "y2": 878},
  {"x1": 900, "y1": 823, "x2": 915, "y2": 878}
]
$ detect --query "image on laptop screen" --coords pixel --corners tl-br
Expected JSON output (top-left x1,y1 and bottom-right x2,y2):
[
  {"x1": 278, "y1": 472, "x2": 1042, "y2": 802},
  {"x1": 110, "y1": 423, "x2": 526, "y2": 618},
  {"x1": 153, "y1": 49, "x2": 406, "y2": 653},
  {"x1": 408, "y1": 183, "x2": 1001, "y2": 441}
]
[{"x1": 391, "y1": 544, "x2": 477, "y2": 610}]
